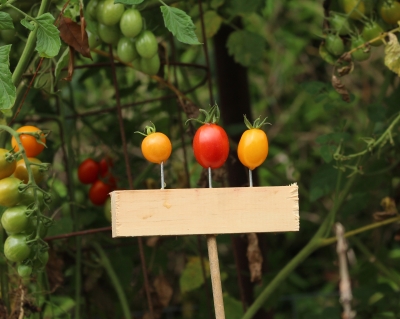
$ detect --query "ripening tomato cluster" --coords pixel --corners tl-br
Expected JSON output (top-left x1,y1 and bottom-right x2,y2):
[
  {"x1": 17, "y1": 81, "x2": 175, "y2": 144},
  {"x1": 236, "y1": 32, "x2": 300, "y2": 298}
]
[
  {"x1": 86, "y1": 0, "x2": 160, "y2": 76},
  {"x1": 137, "y1": 106, "x2": 269, "y2": 176},
  {"x1": 0, "y1": 126, "x2": 50, "y2": 277},
  {"x1": 77, "y1": 157, "x2": 117, "y2": 206},
  {"x1": 320, "y1": 0, "x2": 400, "y2": 63}
]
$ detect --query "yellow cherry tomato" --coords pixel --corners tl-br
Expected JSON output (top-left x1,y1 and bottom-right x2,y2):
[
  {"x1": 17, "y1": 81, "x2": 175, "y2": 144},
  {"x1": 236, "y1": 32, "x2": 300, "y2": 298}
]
[
  {"x1": 0, "y1": 148, "x2": 16, "y2": 180},
  {"x1": 340, "y1": 0, "x2": 367, "y2": 20},
  {"x1": 237, "y1": 116, "x2": 269, "y2": 170},
  {"x1": 14, "y1": 158, "x2": 45, "y2": 184},
  {"x1": 141, "y1": 132, "x2": 172, "y2": 164}
]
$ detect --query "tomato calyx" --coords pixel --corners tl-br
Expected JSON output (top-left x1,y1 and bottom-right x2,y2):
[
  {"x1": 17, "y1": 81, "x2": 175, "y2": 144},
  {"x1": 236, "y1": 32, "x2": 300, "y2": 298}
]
[
  {"x1": 243, "y1": 115, "x2": 271, "y2": 130},
  {"x1": 135, "y1": 121, "x2": 158, "y2": 137},
  {"x1": 186, "y1": 103, "x2": 221, "y2": 126}
]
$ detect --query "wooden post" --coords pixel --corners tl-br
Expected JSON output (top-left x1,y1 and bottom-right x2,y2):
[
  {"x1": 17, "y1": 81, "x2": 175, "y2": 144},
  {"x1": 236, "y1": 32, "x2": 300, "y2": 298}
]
[{"x1": 110, "y1": 183, "x2": 299, "y2": 318}]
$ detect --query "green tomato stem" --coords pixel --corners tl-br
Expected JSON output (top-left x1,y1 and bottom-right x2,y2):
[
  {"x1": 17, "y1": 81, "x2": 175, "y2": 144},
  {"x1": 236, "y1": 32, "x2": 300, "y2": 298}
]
[
  {"x1": 11, "y1": 0, "x2": 52, "y2": 87},
  {"x1": 91, "y1": 242, "x2": 132, "y2": 319}
]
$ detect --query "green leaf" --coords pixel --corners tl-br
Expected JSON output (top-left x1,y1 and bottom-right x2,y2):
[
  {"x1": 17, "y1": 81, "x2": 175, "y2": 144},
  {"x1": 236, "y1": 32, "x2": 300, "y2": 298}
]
[
  {"x1": 211, "y1": 0, "x2": 225, "y2": 9},
  {"x1": 160, "y1": 4, "x2": 201, "y2": 45},
  {"x1": 35, "y1": 13, "x2": 61, "y2": 58},
  {"x1": 223, "y1": 294, "x2": 244, "y2": 319},
  {"x1": 301, "y1": 81, "x2": 328, "y2": 95},
  {"x1": 0, "y1": 12, "x2": 14, "y2": 30},
  {"x1": 226, "y1": 30, "x2": 265, "y2": 67},
  {"x1": 0, "y1": 45, "x2": 16, "y2": 112},
  {"x1": 228, "y1": 0, "x2": 263, "y2": 17},
  {"x1": 179, "y1": 256, "x2": 209, "y2": 294},
  {"x1": 195, "y1": 10, "x2": 222, "y2": 39},
  {"x1": 114, "y1": 0, "x2": 144, "y2": 4},
  {"x1": 54, "y1": 47, "x2": 70, "y2": 83},
  {"x1": 20, "y1": 18, "x2": 35, "y2": 31},
  {"x1": 309, "y1": 164, "x2": 338, "y2": 202},
  {"x1": 367, "y1": 103, "x2": 386, "y2": 123}
]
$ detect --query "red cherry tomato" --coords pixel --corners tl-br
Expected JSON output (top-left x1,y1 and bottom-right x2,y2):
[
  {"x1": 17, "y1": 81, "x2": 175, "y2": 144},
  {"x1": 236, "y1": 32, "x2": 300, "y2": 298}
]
[
  {"x1": 78, "y1": 159, "x2": 99, "y2": 184},
  {"x1": 99, "y1": 157, "x2": 113, "y2": 177},
  {"x1": 193, "y1": 124, "x2": 229, "y2": 169},
  {"x1": 89, "y1": 180, "x2": 111, "y2": 206}
]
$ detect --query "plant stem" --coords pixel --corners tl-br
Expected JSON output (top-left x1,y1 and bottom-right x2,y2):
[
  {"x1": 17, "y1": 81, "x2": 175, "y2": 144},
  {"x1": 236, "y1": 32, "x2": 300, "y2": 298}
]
[
  {"x1": 241, "y1": 171, "x2": 357, "y2": 319},
  {"x1": 91, "y1": 243, "x2": 132, "y2": 319},
  {"x1": 11, "y1": 0, "x2": 52, "y2": 87},
  {"x1": 320, "y1": 215, "x2": 400, "y2": 247},
  {"x1": 351, "y1": 237, "x2": 400, "y2": 287}
]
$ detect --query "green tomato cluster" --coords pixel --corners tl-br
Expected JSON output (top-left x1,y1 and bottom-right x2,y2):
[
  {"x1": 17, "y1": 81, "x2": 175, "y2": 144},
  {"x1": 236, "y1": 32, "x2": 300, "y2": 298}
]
[
  {"x1": 86, "y1": 0, "x2": 161, "y2": 76},
  {"x1": 320, "y1": 0, "x2": 400, "y2": 64},
  {"x1": 0, "y1": 147, "x2": 50, "y2": 277}
]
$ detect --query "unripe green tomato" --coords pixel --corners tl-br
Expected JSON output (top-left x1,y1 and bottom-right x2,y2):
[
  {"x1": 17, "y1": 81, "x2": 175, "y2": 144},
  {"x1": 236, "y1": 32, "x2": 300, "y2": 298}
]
[
  {"x1": 120, "y1": 9, "x2": 143, "y2": 38},
  {"x1": 131, "y1": 58, "x2": 142, "y2": 71},
  {"x1": 18, "y1": 264, "x2": 32, "y2": 277},
  {"x1": 379, "y1": 0, "x2": 400, "y2": 25},
  {"x1": 31, "y1": 250, "x2": 49, "y2": 269},
  {"x1": 140, "y1": 55, "x2": 161, "y2": 76},
  {"x1": 329, "y1": 12, "x2": 352, "y2": 35},
  {"x1": 86, "y1": 0, "x2": 100, "y2": 20},
  {"x1": 87, "y1": 30, "x2": 101, "y2": 49},
  {"x1": 1, "y1": 29, "x2": 17, "y2": 44},
  {"x1": 24, "y1": 217, "x2": 48, "y2": 238},
  {"x1": 104, "y1": 197, "x2": 111, "y2": 222},
  {"x1": 96, "y1": 0, "x2": 106, "y2": 23},
  {"x1": 1, "y1": 205, "x2": 30, "y2": 234},
  {"x1": 19, "y1": 187, "x2": 45, "y2": 207},
  {"x1": 100, "y1": 0, "x2": 125, "y2": 26},
  {"x1": 117, "y1": 37, "x2": 139, "y2": 63},
  {"x1": 3, "y1": 8, "x2": 23, "y2": 23},
  {"x1": 325, "y1": 33, "x2": 345, "y2": 56},
  {"x1": 135, "y1": 31, "x2": 158, "y2": 59},
  {"x1": 362, "y1": 21, "x2": 384, "y2": 46},
  {"x1": 339, "y1": 0, "x2": 368, "y2": 20},
  {"x1": 351, "y1": 36, "x2": 370, "y2": 61},
  {"x1": 0, "y1": 177, "x2": 22, "y2": 207},
  {"x1": 4, "y1": 234, "x2": 31, "y2": 262},
  {"x1": 98, "y1": 23, "x2": 120, "y2": 45}
]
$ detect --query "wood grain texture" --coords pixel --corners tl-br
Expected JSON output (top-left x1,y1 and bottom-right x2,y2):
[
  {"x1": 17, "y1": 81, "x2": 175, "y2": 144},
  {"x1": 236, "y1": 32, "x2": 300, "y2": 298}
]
[{"x1": 111, "y1": 184, "x2": 299, "y2": 237}]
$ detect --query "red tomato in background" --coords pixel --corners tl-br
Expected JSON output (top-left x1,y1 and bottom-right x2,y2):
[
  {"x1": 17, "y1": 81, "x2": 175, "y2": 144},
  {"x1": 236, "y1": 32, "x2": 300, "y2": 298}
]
[
  {"x1": 99, "y1": 157, "x2": 113, "y2": 177},
  {"x1": 78, "y1": 159, "x2": 99, "y2": 184},
  {"x1": 193, "y1": 124, "x2": 229, "y2": 169},
  {"x1": 89, "y1": 180, "x2": 111, "y2": 206}
]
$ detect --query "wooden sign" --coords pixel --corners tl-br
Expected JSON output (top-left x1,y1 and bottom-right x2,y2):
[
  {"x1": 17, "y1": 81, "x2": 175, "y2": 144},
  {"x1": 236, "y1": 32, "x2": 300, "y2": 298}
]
[{"x1": 111, "y1": 184, "x2": 299, "y2": 237}]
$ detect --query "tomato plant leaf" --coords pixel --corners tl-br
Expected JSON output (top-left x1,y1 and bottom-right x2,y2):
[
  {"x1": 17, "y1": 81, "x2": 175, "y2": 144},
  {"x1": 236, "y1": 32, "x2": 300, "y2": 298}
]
[
  {"x1": 223, "y1": 295, "x2": 244, "y2": 319},
  {"x1": 58, "y1": 16, "x2": 92, "y2": 59},
  {"x1": 0, "y1": 45, "x2": 16, "y2": 112},
  {"x1": 384, "y1": 33, "x2": 400, "y2": 76},
  {"x1": 310, "y1": 164, "x2": 338, "y2": 202},
  {"x1": 0, "y1": 12, "x2": 14, "y2": 30},
  {"x1": 114, "y1": 0, "x2": 144, "y2": 4},
  {"x1": 227, "y1": 30, "x2": 265, "y2": 67},
  {"x1": 20, "y1": 18, "x2": 35, "y2": 31},
  {"x1": 54, "y1": 47, "x2": 70, "y2": 83},
  {"x1": 228, "y1": 0, "x2": 263, "y2": 17},
  {"x1": 35, "y1": 13, "x2": 61, "y2": 58},
  {"x1": 211, "y1": 0, "x2": 225, "y2": 9},
  {"x1": 179, "y1": 256, "x2": 210, "y2": 294},
  {"x1": 160, "y1": 4, "x2": 201, "y2": 45},
  {"x1": 195, "y1": 10, "x2": 222, "y2": 40}
]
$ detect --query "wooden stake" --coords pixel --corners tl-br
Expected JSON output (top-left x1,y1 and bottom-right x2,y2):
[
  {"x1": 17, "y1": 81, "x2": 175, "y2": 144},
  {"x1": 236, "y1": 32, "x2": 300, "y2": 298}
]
[
  {"x1": 207, "y1": 234, "x2": 225, "y2": 319},
  {"x1": 206, "y1": 167, "x2": 225, "y2": 319}
]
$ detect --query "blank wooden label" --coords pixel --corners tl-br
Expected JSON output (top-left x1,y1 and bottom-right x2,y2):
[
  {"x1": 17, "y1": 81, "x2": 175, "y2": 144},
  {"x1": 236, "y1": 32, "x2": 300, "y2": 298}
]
[{"x1": 111, "y1": 184, "x2": 299, "y2": 237}]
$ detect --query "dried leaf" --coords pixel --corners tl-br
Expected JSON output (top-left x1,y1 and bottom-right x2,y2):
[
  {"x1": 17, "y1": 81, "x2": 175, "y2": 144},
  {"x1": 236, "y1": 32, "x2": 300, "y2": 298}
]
[
  {"x1": 384, "y1": 33, "x2": 400, "y2": 76},
  {"x1": 63, "y1": 46, "x2": 75, "y2": 81},
  {"x1": 153, "y1": 275, "x2": 173, "y2": 307},
  {"x1": 146, "y1": 236, "x2": 160, "y2": 247},
  {"x1": 340, "y1": 52, "x2": 352, "y2": 63},
  {"x1": 246, "y1": 233, "x2": 263, "y2": 283},
  {"x1": 337, "y1": 64, "x2": 354, "y2": 77},
  {"x1": 373, "y1": 197, "x2": 398, "y2": 221},
  {"x1": 58, "y1": 16, "x2": 92, "y2": 59},
  {"x1": 332, "y1": 75, "x2": 350, "y2": 102}
]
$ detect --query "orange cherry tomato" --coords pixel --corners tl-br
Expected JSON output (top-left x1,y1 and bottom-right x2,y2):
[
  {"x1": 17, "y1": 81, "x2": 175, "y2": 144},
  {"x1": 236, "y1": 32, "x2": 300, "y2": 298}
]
[
  {"x1": 14, "y1": 158, "x2": 45, "y2": 184},
  {"x1": 11, "y1": 126, "x2": 46, "y2": 157},
  {"x1": 0, "y1": 148, "x2": 16, "y2": 180},
  {"x1": 137, "y1": 123, "x2": 172, "y2": 164},
  {"x1": 237, "y1": 116, "x2": 269, "y2": 170}
]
